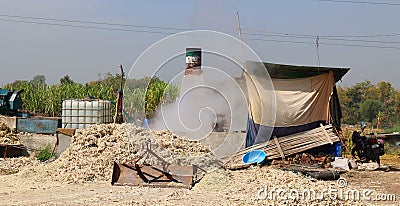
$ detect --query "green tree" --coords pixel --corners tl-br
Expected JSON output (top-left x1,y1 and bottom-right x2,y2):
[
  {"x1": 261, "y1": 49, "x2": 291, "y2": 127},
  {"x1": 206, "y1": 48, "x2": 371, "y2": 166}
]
[
  {"x1": 360, "y1": 99, "x2": 383, "y2": 123},
  {"x1": 338, "y1": 81, "x2": 374, "y2": 124},
  {"x1": 376, "y1": 81, "x2": 396, "y2": 126},
  {"x1": 337, "y1": 86, "x2": 355, "y2": 124},
  {"x1": 395, "y1": 91, "x2": 400, "y2": 124},
  {"x1": 60, "y1": 75, "x2": 74, "y2": 85},
  {"x1": 31, "y1": 75, "x2": 46, "y2": 86},
  {"x1": 376, "y1": 81, "x2": 393, "y2": 104}
]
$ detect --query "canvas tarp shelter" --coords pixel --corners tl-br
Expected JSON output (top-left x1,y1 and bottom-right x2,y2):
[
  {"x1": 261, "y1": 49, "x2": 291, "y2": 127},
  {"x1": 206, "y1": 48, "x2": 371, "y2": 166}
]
[{"x1": 244, "y1": 61, "x2": 349, "y2": 147}]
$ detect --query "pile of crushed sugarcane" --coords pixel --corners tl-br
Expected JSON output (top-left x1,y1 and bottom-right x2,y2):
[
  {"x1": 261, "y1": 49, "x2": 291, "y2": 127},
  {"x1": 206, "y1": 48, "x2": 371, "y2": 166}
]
[
  {"x1": 0, "y1": 121, "x2": 21, "y2": 145},
  {"x1": 52, "y1": 124, "x2": 221, "y2": 183},
  {"x1": 194, "y1": 166, "x2": 365, "y2": 205},
  {"x1": 0, "y1": 157, "x2": 41, "y2": 175}
]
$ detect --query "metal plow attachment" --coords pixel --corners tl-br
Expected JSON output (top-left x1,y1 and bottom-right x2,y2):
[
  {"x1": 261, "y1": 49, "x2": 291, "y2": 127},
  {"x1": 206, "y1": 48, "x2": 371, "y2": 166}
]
[{"x1": 111, "y1": 162, "x2": 196, "y2": 189}]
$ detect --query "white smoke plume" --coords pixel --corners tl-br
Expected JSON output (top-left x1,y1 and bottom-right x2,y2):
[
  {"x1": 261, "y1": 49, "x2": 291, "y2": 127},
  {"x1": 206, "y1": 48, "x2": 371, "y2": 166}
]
[{"x1": 149, "y1": 66, "x2": 248, "y2": 159}]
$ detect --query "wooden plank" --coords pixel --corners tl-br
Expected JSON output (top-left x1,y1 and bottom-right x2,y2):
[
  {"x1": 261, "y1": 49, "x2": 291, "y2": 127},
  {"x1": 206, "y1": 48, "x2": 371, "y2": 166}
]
[
  {"x1": 284, "y1": 140, "x2": 338, "y2": 154},
  {"x1": 225, "y1": 125, "x2": 340, "y2": 166},
  {"x1": 260, "y1": 133, "x2": 338, "y2": 153},
  {"x1": 236, "y1": 126, "x2": 325, "y2": 154},
  {"x1": 279, "y1": 134, "x2": 327, "y2": 145},
  {"x1": 273, "y1": 136, "x2": 285, "y2": 159},
  {"x1": 320, "y1": 123, "x2": 333, "y2": 144},
  {"x1": 266, "y1": 138, "x2": 336, "y2": 157},
  {"x1": 225, "y1": 162, "x2": 256, "y2": 170},
  {"x1": 281, "y1": 138, "x2": 335, "y2": 151}
]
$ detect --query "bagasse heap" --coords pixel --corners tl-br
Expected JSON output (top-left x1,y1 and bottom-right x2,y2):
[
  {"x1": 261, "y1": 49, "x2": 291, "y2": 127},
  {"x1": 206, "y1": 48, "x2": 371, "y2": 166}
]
[
  {"x1": 52, "y1": 123, "x2": 219, "y2": 183},
  {"x1": 152, "y1": 130, "x2": 211, "y2": 155},
  {"x1": 0, "y1": 157, "x2": 41, "y2": 175},
  {"x1": 0, "y1": 121, "x2": 21, "y2": 145}
]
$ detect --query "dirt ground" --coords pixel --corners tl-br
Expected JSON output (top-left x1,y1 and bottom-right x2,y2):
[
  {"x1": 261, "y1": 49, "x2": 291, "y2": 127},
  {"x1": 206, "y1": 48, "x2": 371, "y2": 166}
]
[
  {"x1": 341, "y1": 156, "x2": 400, "y2": 205},
  {"x1": 0, "y1": 155, "x2": 399, "y2": 206},
  {"x1": 1, "y1": 131, "x2": 399, "y2": 205}
]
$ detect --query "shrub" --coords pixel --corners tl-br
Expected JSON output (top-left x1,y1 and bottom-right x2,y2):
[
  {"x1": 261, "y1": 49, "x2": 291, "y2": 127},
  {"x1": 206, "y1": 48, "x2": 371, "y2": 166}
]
[{"x1": 35, "y1": 144, "x2": 56, "y2": 162}]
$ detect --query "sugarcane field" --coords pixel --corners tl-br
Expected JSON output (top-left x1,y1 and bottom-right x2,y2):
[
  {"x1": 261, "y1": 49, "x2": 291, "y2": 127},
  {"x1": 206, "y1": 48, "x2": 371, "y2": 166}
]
[{"x1": 1, "y1": 2, "x2": 400, "y2": 206}]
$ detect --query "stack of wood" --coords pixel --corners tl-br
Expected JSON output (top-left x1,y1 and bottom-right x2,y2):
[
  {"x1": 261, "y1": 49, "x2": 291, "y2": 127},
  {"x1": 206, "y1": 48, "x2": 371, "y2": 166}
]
[{"x1": 225, "y1": 124, "x2": 339, "y2": 169}]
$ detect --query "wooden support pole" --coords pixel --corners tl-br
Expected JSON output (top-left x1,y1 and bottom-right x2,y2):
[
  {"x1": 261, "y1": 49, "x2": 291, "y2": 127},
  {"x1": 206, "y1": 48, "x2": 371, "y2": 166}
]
[
  {"x1": 273, "y1": 136, "x2": 285, "y2": 159},
  {"x1": 320, "y1": 123, "x2": 333, "y2": 144}
]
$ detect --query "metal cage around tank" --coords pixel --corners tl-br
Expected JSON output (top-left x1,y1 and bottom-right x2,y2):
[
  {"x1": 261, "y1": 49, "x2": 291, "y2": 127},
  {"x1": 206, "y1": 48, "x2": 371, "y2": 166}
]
[{"x1": 61, "y1": 99, "x2": 113, "y2": 129}]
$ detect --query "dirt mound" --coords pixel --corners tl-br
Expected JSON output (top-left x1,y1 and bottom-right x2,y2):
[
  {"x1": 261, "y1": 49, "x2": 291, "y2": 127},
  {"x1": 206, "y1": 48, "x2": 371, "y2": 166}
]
[{"x1": 51, "y1": 124, "x2": 221, "y2": 183}]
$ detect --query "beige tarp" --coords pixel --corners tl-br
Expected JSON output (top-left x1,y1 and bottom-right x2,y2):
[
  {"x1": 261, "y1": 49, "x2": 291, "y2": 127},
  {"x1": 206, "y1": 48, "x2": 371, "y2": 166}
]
[{"x1": 245, "y1": 71, "x2": 335, "y2": 127}]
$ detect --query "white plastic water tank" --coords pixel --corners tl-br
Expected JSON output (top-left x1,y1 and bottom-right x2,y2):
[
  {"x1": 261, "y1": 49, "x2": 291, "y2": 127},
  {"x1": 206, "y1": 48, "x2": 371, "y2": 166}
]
[{"x1": 62, "y1": 99, "x2": 113, "y2": 129}]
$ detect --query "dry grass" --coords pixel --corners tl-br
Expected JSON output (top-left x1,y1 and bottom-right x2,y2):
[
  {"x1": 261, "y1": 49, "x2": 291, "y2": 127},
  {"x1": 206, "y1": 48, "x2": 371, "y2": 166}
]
[{"x1": 380, "y1": 155, "x2": 400, "y2": 168}]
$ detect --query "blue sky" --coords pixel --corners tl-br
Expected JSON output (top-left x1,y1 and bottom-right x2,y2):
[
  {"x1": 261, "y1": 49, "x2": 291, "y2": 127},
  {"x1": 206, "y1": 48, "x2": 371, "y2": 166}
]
[{"x1": 1, "y1": 0, "x2": 399, "y2": 88}]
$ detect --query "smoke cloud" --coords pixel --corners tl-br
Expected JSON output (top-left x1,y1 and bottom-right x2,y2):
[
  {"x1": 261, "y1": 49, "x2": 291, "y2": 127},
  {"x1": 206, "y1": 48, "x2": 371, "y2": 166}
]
[{"x1": 149, "y1": 66, "x2": 248, "y2": 159}]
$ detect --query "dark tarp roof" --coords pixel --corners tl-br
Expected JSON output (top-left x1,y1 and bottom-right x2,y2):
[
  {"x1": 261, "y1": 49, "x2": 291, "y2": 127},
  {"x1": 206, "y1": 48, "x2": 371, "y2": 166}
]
[{"x1": 245, "y1": 61, "x2": 350, "y2": 83}]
